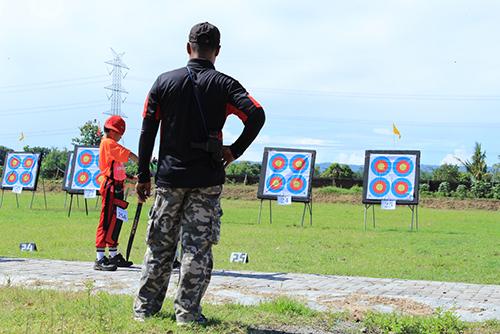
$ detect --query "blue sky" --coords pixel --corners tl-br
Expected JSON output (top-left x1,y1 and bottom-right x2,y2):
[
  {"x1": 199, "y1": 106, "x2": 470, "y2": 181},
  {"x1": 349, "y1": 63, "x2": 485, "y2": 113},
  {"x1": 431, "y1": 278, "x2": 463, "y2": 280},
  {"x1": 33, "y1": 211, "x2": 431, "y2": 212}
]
[{"x1": 1, "y1": 0, "x2": 499, "y2": 166}]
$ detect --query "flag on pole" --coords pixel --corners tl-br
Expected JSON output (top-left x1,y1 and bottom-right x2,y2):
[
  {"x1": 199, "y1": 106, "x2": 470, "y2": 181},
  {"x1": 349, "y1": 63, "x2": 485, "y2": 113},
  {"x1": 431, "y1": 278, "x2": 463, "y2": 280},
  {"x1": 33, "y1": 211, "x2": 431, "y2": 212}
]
[
  {"x1": 392, "y1": 123, "x2": 401, "y2": 139},
  {"x1": 19, "y1": 132, "x2": 25, "y2": 141}
]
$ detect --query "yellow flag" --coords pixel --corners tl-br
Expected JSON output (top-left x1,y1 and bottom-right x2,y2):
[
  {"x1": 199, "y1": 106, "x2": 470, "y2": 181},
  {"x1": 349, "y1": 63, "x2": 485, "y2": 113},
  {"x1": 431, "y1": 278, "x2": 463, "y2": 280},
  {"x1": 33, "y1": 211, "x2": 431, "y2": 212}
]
[
  {"x1": 392, "y1": 123, "x2": 401, "y2": 139},
  {"x1": 19, "y1": 132, "x2": 25, "y2": 141}
]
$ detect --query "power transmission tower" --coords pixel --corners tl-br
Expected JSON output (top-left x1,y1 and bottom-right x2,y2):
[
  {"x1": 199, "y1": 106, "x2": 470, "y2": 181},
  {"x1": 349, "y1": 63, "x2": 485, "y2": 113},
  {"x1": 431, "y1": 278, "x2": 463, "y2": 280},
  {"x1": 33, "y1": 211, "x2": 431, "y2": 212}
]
[{"x1": 104, "y1": 48, "x2": 129, "y2": 117}]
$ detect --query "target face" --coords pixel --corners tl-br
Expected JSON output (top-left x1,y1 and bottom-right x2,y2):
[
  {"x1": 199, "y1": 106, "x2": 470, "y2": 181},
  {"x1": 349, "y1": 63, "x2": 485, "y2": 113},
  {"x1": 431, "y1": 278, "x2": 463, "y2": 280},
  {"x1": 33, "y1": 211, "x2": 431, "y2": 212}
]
[
  {"x1": 5, "y1": 171, "x2": 18, "y2": 185},
  {"x1": 259, "y1": 148, "x2": 315, "y2": 201},
  {"x1": 370, "y1": 156, "x2": 391, "y2": 176},
  {"x1": 269, "y1": 153, "x2": 288, "y2": 172},
  {"x1": 78, "y1": 150, "x2": 95, "y2": 168},
  {"x1": 287, "y1": 175, "x2": 307, "y2": 194},
  {"x1": 393, "y1": 157, "x2": 414, "y2": 177},
  {"x1": 290, "y1": 155, "x2": 309, "y2": 173},
  {"x1": 68, "y1": 146, "x2": 100, "y2": 191},
  {"x1": 2, "y1": 152, "x2": 41, "y2": 190},
  {"x1": 8, "y1": 156, "x2": 21, "y2": 169},
  {"x1": 20, "y1": 172, "x2": 33, "y2": 186},
  {"x1": 23, "y1": 156, "x2": 35, "y2": 169},
  {"x1": 363, "y1": 150, "x2": 420, "y2": 204},
  {"x1": 92, "y1": 171, "x2": 105, "y2": 188},
  {"x1": 74, "y1": 170, "x2": 91, "y2": 187},
  {"x1": 391, "y1": 178, "x2": 412, "y2": 198},
  {"x1": 369, "y1": 177, "x2": 390, "y2": 197},
  {"x1": 266, "y1": 174, "x2": 285, "y2": 193}
]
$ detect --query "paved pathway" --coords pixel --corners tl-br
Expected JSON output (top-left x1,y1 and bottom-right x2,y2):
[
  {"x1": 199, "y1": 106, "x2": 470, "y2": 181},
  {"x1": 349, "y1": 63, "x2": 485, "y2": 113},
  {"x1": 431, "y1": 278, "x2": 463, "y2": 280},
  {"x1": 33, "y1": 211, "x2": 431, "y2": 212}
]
[{"x1": 1, "y1": 257, "x2": 499, "y2": 322}]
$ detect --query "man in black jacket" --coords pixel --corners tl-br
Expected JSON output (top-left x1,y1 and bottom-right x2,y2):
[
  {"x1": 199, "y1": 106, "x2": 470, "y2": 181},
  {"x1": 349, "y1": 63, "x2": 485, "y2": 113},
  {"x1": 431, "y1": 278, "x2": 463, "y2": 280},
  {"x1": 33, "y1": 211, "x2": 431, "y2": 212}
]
[{"x1": 133, "y1": 22, "x2": 265, "y2": 325}]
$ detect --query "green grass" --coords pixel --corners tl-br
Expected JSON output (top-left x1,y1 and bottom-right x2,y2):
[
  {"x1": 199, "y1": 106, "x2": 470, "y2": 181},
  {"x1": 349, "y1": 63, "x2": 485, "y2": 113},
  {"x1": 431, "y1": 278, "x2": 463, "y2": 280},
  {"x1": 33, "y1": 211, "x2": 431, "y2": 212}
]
[
  {"x1": 2, "y1": 286, "x2": 499, "y2": 334},
  {"x1": 0, "y1": 191, "x2": 499, "y2": 284}
]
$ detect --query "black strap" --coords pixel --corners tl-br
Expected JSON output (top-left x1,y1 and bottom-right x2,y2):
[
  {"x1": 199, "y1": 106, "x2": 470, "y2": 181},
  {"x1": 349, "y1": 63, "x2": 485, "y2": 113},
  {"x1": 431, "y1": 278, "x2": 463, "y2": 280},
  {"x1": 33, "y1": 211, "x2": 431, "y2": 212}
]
[{"x1": 186, "y1": 66, "x2": 209, "y2": 137}]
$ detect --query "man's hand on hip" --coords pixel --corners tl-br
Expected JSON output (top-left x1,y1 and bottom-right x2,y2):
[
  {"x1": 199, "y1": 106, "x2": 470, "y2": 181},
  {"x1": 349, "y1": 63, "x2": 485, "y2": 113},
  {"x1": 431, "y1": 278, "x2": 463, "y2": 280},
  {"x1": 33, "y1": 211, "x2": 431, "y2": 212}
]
[
  {"x1": 136, "y1": 181, "x2": 151, "y2": 203},
  {"x1": 222, "y1": 146, "x2": 235, "y2": 168}
]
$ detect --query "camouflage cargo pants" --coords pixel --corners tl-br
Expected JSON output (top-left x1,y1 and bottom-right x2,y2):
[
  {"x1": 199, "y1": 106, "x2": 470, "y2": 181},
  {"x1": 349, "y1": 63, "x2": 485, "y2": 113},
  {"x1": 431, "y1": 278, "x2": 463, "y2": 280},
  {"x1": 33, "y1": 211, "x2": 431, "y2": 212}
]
[{"x1": 133, "y1": 185, "x2": 222, "y2": 323}]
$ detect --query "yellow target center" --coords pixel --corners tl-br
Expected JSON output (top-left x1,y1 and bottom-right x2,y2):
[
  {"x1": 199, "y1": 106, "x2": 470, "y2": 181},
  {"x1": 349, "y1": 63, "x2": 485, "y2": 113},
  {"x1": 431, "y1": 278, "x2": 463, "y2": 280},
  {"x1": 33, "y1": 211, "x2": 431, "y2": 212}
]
[
  {"x1": 397, "y1": 184, "x2": 406, "y2": 191},
  {"x1": 375, "y1": 184, "x2": 383, "y2": 191},
  {"x1": 83, "y1": 156, "x2": 90, "y2": 163},
  {"x1": 293, "y1": 181, "x2": 300, "y2": 187},
  {"x1": 377, "y1": 163, "x2": 385, "y2": 170},
  {"x1": 295, "y1": 161, "x2": 303, "y2": 168},
  {"x1": 272, "y1": 180, "x2": 280, "y2": 187},
  {"x1": 275, "y1": 161, "x2": 282, "y2": 167},
  {"x1": 400, "y1": 164, "x2": 407, "y2": 171}
]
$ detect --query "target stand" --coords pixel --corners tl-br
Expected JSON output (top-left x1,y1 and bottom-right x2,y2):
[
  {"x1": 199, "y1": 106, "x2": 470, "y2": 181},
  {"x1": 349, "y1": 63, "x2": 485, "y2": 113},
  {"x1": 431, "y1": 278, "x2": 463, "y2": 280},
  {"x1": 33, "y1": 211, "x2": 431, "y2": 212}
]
[
  {"x1": 257, "y1": 147, "x2": 316, "y2": 227},
  {"x1": 257, "y1": 198, "x2": 313, "y2": 226},
  {"x1": 362, "y1": 150, "x2": 421, "y2": 231},
  {"x1": 0, "y1": 152, "x2": 47, "y2": 209}
]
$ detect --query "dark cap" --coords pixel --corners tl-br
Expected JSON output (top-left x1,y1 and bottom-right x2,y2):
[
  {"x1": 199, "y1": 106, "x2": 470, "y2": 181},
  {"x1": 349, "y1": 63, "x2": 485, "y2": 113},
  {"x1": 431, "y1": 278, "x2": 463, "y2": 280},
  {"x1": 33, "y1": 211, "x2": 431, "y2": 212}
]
[{"x1": 189, "y1": 22, "x2": 220, "y2": 47}]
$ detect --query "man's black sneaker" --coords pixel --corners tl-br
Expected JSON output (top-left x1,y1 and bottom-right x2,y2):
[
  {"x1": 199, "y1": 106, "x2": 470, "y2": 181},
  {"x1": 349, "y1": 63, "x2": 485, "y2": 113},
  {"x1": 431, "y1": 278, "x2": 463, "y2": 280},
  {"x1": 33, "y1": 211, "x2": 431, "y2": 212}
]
[
  {"x1": 94, "y1": 256, "x2": 117, "y2": 271},
  {"x1": 109, "y1": 253, "x2": 133, "y2": 267}
]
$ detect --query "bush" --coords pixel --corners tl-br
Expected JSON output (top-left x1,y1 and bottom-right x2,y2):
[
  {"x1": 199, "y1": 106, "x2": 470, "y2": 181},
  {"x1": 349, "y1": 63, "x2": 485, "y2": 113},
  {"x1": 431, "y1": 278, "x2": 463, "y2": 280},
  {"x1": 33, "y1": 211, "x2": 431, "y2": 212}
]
[
  {"x1": 454, "y1": 184, "x2": 468, "y2": 199},
  {"x1": 491, "y1": 183, "x2": 500, "y2": 200},
  {"x1": 419, "y1": 183, "x2": 430, "y2": 192},
  {"x1": 470, "y1": 181, "x2": 492, "y2": 199},
  {"x1": 437, "y1": 182, "x2": 451, "y2": 197}
]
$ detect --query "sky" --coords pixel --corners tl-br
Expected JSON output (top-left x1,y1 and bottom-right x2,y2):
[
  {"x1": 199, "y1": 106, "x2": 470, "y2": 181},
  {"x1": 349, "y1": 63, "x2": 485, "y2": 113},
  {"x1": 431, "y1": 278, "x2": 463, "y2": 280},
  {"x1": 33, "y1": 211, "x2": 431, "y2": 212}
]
[{"x1": 1, "y1": 0, "x2": 499, "y2": 166}]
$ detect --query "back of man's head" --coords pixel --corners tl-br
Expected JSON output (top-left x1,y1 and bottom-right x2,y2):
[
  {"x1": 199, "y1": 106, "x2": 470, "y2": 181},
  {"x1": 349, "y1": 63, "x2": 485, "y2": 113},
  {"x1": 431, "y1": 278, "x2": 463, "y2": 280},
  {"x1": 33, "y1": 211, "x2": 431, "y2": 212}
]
[{"x1": 188, "y1": 22, "x2": 220, "y2": 55}]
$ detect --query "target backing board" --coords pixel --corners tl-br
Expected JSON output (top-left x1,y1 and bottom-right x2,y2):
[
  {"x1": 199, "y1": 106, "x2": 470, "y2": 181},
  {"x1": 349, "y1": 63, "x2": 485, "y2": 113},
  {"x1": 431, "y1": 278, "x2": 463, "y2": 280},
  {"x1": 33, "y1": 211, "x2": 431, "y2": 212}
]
[
  {"x1": 1, "y1": 152, "x2": 42, "y2": 191},
  {"x1": 362, "y1": 150, "x2": 420, "y2": 205},
  {"x1": 257, "y1": 147, "x2": 316, "y2": 203},
  {"x1": 68, "y1": 146, "x2": 103, "y2": 192}
]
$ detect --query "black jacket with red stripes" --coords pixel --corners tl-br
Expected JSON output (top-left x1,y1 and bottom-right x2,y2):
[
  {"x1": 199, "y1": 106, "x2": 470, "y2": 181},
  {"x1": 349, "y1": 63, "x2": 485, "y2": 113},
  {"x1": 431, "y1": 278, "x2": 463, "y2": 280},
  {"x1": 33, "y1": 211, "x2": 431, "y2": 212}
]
[{"x1": 138, "y1": 58, "x2": 265, "y2": 188}]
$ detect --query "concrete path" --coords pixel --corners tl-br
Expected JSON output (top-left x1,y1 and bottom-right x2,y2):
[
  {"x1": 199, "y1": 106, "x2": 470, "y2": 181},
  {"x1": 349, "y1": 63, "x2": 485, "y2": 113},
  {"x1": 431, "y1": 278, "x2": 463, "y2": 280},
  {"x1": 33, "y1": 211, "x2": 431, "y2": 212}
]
[{"x1": 1, "y1": 257, "x2": 499, "y2": 322}]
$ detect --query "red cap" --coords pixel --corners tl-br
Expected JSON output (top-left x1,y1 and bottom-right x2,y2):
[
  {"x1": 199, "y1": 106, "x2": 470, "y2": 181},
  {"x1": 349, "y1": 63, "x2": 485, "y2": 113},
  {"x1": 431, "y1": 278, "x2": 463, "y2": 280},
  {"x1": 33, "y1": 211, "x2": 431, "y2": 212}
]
[{"x1": 104, "y1": 115, "x2": 126, "y2": 135}]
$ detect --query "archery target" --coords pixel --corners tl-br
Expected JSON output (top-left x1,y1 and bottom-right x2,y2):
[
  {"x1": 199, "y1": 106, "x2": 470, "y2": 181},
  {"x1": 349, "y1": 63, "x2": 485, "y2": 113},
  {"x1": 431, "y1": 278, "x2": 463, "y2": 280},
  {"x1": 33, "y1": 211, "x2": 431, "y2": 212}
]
[
  {"x1": 287, "y1": 175, "x2": 307, "y2": 195},
  {"x1": 370, "y1": 156, "x2": 391, "y2": 176},
  {"x1": 78, "y1": 150, "x2": 95, "y2": 168},
  {"x1": 269, "y1": 153, "x2": 288, "y2": 172},
  {"x1": 266, "y1": 174, "x2": 286, "y2": 193},
  {"x1": 20, "y1": 172, "x2": 33, "y2": 186},
  {"x1": 1, "y1": 152, "x2": 41, "y2": 190},
  {"x1": 393, "y1": 157, "x2": 414, "y2": 177},
  {"x1": 5, "y1": 171, "x2": 18, "y2": 185},
  {"x1": 369, "y1": 178, "x2": 390, "y2": 198},
  {"x1": 290, "y1": 155, "x2": 309, "y2": 173},
  {"x1": 260, "y1": 148, "x2": 315, "y2": 200},
  {"x1": 391, "y1": 178, "x2": 412, "y2": 198},
  {"x1": 69, "y1": 146, "x2": 101, "y2": 191},
  {"x1": 8, "y1": 155, "x2": 21, "y2": 169},
  {"x1": 364, "y1": 151, "x2": 419, "y2": 203},
  {"x1": 92, "y1": 170, "x2": 105, "y2": 188}
]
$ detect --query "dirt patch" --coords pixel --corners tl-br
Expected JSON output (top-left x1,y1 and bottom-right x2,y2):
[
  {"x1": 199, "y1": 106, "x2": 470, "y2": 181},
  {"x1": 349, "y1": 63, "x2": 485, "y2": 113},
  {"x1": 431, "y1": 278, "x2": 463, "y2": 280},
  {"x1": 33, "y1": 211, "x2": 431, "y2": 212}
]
[
  {"x1": 319, "y1": 293, "x2": 434, "y2": 317},
  {"x1": 222, "y1": 185, "x2": 500, "y2": 211}
]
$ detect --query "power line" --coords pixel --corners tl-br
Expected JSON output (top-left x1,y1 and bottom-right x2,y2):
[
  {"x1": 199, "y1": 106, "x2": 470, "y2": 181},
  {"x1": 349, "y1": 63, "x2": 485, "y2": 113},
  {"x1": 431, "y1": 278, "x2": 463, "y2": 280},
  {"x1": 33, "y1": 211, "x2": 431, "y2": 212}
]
[{"x1": 0, "y1": 101, "x2": 106, "y2": 116}]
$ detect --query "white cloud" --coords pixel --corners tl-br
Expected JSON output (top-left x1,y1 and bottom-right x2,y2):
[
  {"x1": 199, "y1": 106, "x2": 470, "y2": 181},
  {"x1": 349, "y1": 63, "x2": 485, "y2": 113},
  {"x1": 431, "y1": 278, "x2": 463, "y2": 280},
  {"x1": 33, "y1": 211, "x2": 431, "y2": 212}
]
[
  {"x1": 373, "y1": 128, "x2": 393, "y2": 136},
  {"x1": 336, "y1": 152, "x2": 365, "y2": 165},
  {"x1": 441, "y1": 148, "x2": 470, "y2": 165}
]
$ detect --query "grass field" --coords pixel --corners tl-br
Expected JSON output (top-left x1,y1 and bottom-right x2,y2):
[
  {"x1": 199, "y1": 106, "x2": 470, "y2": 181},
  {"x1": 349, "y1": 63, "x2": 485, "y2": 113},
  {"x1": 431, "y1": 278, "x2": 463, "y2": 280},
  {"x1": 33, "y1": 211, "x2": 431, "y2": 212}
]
[
  {"x1": 3, "y1": 286, "x2": 498, "y2": 334},
  {"x1": 0, "y1": 190, "x2": 498, "y2": 284}
]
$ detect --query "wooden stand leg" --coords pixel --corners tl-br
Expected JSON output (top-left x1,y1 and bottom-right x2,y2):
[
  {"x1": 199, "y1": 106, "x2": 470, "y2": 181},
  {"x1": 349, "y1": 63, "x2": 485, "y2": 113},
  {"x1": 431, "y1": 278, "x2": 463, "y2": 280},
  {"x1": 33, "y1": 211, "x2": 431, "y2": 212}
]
[
  {"x1": 372, "y1": 204, "x2": 376, "y2": 228},
  {"x1": 258, "y1": 199, "x2": 263, "y2": 224},
  {"x1": 30, "y1": 191, "x2": 35, "y2": 209},
  {"x1": 42, "y1": 178, "x2": 47, "y2": 209},
  {"x1": 84, "y1": 198, "x2": 89, "y2": 216},
  {"x1": 0, "y1": 189, "x2": 4, "y2": 208},
  {"x1": 269, "y1": 200, "x2": 272, "y2": 224},
  {"x1": 68, "y1": 194, "x2": 74, "y2": 217},
  {"x1": 15, "y1": 194, "x2": 19, "y2": 208},
  {"x1": 309, "y1": 201, "x2": 313, "y2": 226},
  {"x1": 301, "y1": 203, "x2": 307, "y2": 227}
]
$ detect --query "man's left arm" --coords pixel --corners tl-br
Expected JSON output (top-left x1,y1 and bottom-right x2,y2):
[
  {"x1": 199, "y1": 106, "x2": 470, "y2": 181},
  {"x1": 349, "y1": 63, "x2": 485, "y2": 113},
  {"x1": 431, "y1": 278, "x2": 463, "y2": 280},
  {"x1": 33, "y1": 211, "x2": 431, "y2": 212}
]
[{"x1": 224, "y1": 81, "x2": 266, "y2": 162}]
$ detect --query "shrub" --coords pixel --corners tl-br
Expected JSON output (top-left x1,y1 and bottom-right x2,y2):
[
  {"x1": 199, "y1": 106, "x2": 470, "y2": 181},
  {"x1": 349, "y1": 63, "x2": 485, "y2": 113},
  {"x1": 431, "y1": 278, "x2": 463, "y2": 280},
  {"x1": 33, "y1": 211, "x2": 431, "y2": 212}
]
[
  {"x1": 437, "y1": 182, "x2": 451, "y2": 197},
  {"x1": 419, "y1": 183, "x2": 430, "y2": 193},
  {"x1": 470, "y1": 181, "x2": 492, "y2": 199},
  {"x1": 491, "y1": 183, "x2": 500, "y2": 200},
  {"x1": 454, "y1": 184, "x2": 468, "y2": 199}
]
